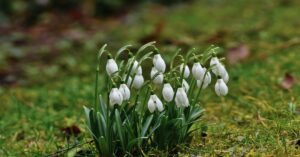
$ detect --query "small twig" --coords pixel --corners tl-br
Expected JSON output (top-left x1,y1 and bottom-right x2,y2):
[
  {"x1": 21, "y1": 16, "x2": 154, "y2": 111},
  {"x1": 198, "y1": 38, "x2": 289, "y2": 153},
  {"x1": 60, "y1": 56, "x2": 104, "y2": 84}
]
[{"x1": 44, "y1": 140, "x2": 93, "y2": 157}]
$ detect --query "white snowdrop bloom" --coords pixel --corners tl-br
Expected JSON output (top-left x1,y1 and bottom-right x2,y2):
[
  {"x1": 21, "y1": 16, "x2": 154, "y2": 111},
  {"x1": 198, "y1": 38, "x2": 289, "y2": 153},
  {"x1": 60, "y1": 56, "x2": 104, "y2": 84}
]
[
  {"x1": 147, "y1": 94, "x2": 164, "y2": 113},
  {"x1": 215, "y1": 78, "x2": 228, "y2": 96},
  {"x1": 131, "y1": 60, "x2": 142, "y2": 75},
  {"x1": 132, "y1": 74, "x2": 144, "y2": 89},
  {"x1": 137, "y1": 66, "x2": 142, "y2": 75},
  {"x1": 210, "y1": 57, "x2": 222, "y2": 75},
  {"x1": 196, "y1": 68, "x2": 211, "y2": 89},
  {"x1": 210, "y1": 57, "x2": 220, "y2": 67},
  {"x1": 126, "y1": 76, "x2": 132, "y2": 87},
  {"x1": 182, "y1": 79, "x2": 190, "y2": 93},
  {"x1": 150, "y1": 67, "x2": 164, "y2": 85},
  {"x1": 175, "y1": 88, "x2": 189, "y2": 107},
  {"x1": 192, "y1": 62, "x2": 205, "y2": 80},
  {"x1": 153, "y1": 54, "x2": 166, "y2": 73},
  {"x1": 180, "y1": 64, "x2": 190, "y2": 78},
  {"x1": 162, "y1": 83, "x2": 174, "y2": 102},
  {"x1": 119, "y1": 84, "x2": 130, "y2": 100},
  {"x1": 109, "y1": 88, "x2": 123, "y2": 107},
  {"x1": 106, "y1": 59, "x2": 118, "y2": 76},
  {"x1": 222, "y1": 71, "x2": 229, "y2": 83}
]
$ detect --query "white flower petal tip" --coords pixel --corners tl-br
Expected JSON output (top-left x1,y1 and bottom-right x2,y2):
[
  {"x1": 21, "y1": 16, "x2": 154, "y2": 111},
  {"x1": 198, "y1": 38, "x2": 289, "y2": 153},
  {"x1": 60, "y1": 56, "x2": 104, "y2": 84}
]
[
  {"x1": 196, "y1": 69, "x2": 211, "y2": 89},
  {"x1": 132, "y1": 74, "x2": 144, "y2": 89},
  {"x1": 109, "y1": 88, "x2": 123, "y2": 107},
  {"x1": 180, "y1": 64, "x2": 190, "y2": 78},
  {"x1": 215, "y1": 79, "x2": 228, "y2": 96},
  {"x1": 162, "y1": 83, "x2": 174, "y2": 102},
  {"x1": 153, "y1": 54, "x2": 166, "y2": 73},
  {"x1": 106, "y1": 59, "x2": 118, "y2": 76},
  {"x1": 150, "y1": 67, "x2": 164, "y2": 85},
  {"x1": 182, "y1": 79, "x2": 190, "y2": 93},
  {"x1": 131, "y1": 60, "x2": 142, "y2": 75},
  {"x1": 192, "y1": 63, "x2": 205, "y2": 80},
  {"x1": 175, "y1": 88, "x2": 189, "y2": 107},
  {"x1": 147, "y1": 95, "x2": 164, "y2": 113},
  {"x1": 119, "y1": 84, "x2": 130, "y2": 100}
]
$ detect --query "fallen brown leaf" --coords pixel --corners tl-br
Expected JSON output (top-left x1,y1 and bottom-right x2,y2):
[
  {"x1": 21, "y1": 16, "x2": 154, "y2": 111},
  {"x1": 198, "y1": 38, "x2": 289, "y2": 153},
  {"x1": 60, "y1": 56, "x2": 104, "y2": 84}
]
[
  {"x1": 226, "y1": 44, "x2": 250, "y2": 65},
  {"x1": 281, "y1": 73, "x2": 296, "y2": 90},
  {"x1": 60, "y1": 125, "x2": 81, "y2": 138}
]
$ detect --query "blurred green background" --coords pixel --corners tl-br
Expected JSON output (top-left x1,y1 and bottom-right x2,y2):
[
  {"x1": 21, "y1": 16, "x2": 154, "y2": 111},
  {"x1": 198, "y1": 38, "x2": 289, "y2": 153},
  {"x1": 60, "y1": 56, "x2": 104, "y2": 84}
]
[{"x1": 0, "y1": 0, "x2": 300, "y2": 156}]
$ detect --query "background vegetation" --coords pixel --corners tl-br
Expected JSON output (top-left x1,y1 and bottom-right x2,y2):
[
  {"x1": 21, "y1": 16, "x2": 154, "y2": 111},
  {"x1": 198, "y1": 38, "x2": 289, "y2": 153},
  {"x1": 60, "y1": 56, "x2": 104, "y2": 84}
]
[{"x1": 0, "y1": 0, "x2": 300, "y2": 156}]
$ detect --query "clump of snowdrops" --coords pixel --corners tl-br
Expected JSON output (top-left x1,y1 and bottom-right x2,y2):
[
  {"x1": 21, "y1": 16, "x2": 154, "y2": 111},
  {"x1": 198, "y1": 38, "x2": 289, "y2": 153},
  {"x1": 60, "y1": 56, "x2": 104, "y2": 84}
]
[{"x1": 84, "y1": 42, "x2": 229, "y2": 156}]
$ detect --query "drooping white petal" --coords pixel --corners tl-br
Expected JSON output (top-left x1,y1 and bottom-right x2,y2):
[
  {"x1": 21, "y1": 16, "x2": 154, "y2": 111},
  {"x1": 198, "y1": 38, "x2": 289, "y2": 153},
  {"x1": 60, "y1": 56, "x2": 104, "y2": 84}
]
[
  {"x1": 197, "y1": 69, "x2": 211, "y2": 89},
  {"x1": 153, "y1": 95, "x2": 164, "y2": 112},
  {"x1": 222, "y1": 71, "x2": 229, "y2": 83},
  {"x1": 215, "y1": 79, "x2": 228, "y2": 96},
  {"x1": 150, "y1": 67, "x2": 164, "y2": 85},
  {"x1": 109, "y1": 88, "x2": 123, "y2": 107},
  {"x1": 192, "y1": 63, "x2": 205, "y2": 80},
  {"x1": 162, "y1": 83, "x2": 174, "y2": 102},
  {"x1": 210, "y1": 57, "x2": 220, "y2": 67},
  {"x1": 175, "y1": 88, "x2": 189, "y2": 107},
  {"x1": 147, "y1": 96, "x2": 156, "y2": 113},
  {"x1": 119, "y1": 84, "x2": 130, "y2": 100},
  {"x1": 132, "y1": 74, "x2": 144, "y2": 89},
  {"x1": 180, "y1": 64, "x2": 190, "y2": 78},
  {"x1": 130, "y1": 60, "x2": 142, "y2": 75},
  {"x1": 182, "y1": 79, "x2": 190, "y2": 93},
  {"x1": 106, "y1": 59, "x2": 118, "y2": 76},
  {"x1": 153, "y1": 54, "x2": 166, "y2": 73}
]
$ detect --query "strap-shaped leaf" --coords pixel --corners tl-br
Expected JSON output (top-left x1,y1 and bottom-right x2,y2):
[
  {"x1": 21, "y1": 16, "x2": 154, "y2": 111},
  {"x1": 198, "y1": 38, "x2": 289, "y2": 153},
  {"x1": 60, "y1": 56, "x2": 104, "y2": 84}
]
[
  {"x1": 115, "y1": 44, "x2": 132, "y2": 60},
  {"x1": 115, "y1": 109, "x2": 126, "y2": 150},
  {"x1": 136, "y1": 41, "x2": 156, "y2": 56},
  {"x1": 141, "y1": 115, "x2": 153, "y2": 137}
]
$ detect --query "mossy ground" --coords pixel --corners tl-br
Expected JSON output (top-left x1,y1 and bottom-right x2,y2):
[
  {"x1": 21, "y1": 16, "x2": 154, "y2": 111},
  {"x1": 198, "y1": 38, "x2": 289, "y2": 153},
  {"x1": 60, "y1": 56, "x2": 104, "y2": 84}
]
[{"x1": 1, "y1": 0, "x2": 300, "y2": 156}]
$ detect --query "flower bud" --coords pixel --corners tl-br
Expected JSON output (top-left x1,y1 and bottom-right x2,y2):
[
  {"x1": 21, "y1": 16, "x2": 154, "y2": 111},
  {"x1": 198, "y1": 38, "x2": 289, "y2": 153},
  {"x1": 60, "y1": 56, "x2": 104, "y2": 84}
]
[
  {"x1": 215, "y1": 78, "x2": 228, "y2": 96},
  {"x1": 147, "y1": 94, "x2": 164, "y2": 113},
  {"x1": 132, "y1": 74, "x2": 144, "y2": 89},
  {"x1": 192, "y1": 62, "x2": 205, "y2": 80},
  {"x1": 162, "y1": 83, "x2": 174, "y2": 102},
  {"x1": 106, "y1": 59, "x2": 118, "y2": 76},
  {"x1": 119, "y1": 84, "x2": 130, "y2": 100},
  {"x1": 153, "y1": 54, "x2": 166, "y2": 73},
  {"x1": 150, "y1": 67, "x2": 164, "y2": 85},
  {"x1": 175, "y1": 87, "x2": 189, "y2": 107},
  {"x1": 180, "y1": 64, "x2": 190, "y2": 78},
  {"x1": 109, "y1": 88, "x2": 123, "y2": 107}
]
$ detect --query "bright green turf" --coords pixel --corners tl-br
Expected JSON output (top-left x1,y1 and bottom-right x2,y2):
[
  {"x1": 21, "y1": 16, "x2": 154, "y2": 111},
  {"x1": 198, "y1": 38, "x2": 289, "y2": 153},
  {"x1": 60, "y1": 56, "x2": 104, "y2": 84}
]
[{"x1": 1, "y1": 0, "x2": 300, "y2": 156}]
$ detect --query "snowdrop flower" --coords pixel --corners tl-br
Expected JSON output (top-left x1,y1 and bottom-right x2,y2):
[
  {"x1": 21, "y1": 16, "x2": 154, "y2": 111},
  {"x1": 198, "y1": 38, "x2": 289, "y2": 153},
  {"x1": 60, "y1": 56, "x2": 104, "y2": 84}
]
[
  {"x1": 150, "y1": 67, "x2": 164, "y2": 85},
  {"x1": 162, "y1": 83, "x2": 174, "y2": 102},
  {"x1": 192, "y1": 62, "x2": 205, "y2": 80},
  {"x1": 147, "y1": 94, "x2": 164, "y2": 113},
  {"x1": 180, "y1": 64, "x2": 190, "y2": 78},
  {"x1": 109, "y1": 88, "x2": 123, "y2": 107},
  {"x1": 222, "y1": 71, "x2": 229, "y2": 83},
  {"x1": 196, "y1": 68, "x2": 211, "y2": 89},
  {"x1": 215, "y1": 78, "x2": 228, "y2": 96},
  {"x1": 132, "y1": 74, "x2": 144, "y2": 89},
  {"x1": 210, "y1": 57, "x2": 220, "y2": 67},
  {"x1": 131, "y1": 60, "x2": 142, "y2": 75},
  {"x1": 175, "y1": 88, "x2": 189, "y2": 107},
  {"x1": 153, "y1": 54, "x2": 166, "y2": 73},
  {"x1": 126, "y1": 76, "x2": 132, "y2": 87},
  {"x1": 106, "y1": 58, "x2": 118, "y2": 76},
  {"x1": 182, "y1": 79, "x2": 190, "y2": 92},
  {"x1": 119, "y1": 84, "x2": 130, "y2": 100}
]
